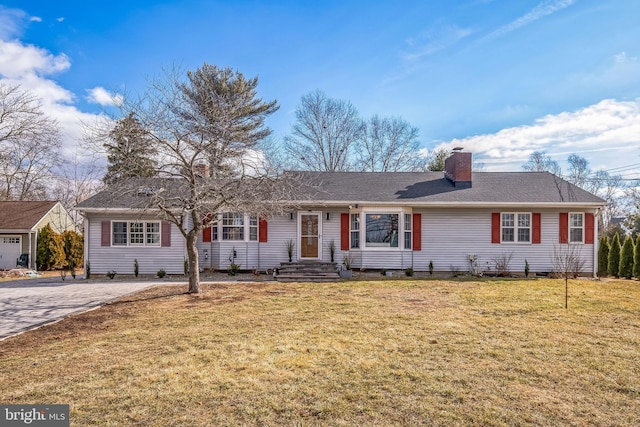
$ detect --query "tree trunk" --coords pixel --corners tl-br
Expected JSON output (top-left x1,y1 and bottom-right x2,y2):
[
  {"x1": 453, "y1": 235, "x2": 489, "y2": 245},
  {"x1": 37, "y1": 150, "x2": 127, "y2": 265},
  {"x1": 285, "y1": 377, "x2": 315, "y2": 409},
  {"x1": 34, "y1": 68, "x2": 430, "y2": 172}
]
[{"x1": 186, "y1": 232, "x2": 201, "y2": 293}]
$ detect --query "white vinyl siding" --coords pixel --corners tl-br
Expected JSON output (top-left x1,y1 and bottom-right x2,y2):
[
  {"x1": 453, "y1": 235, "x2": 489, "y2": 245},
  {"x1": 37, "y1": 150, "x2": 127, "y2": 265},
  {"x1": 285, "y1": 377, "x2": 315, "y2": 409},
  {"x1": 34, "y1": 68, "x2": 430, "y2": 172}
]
[{"x1": 87, "y1": 214, "x2": 185, "y2": 275}]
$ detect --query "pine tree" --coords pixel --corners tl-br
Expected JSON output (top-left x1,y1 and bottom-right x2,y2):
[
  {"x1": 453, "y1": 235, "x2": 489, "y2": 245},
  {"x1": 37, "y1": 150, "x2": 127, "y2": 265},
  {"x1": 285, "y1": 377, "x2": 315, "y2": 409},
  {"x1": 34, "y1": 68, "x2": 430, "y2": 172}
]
[
  {"x1": 634, "y1": 234, "x2": 640, "y2": 279},
  {"x1": 598, "y1": 236, "x2": 610, "y2": 277},
  {"x1": 607, "y1": 233, "x2": 621, "y2": 278},
  {"x1": 619, "y1": 236, "x2": 635, "y2": 279},
  {"x1": 37, "y1": 224, "x2": 66, "y2": 271},
  {"x1": 103, "y1": 113, "x2": 158, "y2": 184}
]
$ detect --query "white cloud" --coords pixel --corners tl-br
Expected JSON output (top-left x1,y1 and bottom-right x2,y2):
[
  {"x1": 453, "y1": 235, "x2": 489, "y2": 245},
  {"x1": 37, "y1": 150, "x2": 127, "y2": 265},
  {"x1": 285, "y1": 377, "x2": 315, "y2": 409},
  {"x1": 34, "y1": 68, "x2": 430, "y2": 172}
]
[
  {"x1": 402, "y1": 24, "x2": 472, "y2": 61},
  {"x1": 0, "y1": 39, "x2": 70, "y2": 78},
  {"x1": 57, "y1": 17, "x2": 65, "y2": 23},
  {"x1": 482, "y1": 0, "x2": 575, "y2": 42},
  {"x1": 86, "y1": 86, "x2": 123, "y2": 106},
  {"x1": 30, "y1": 16, "x2": 42, "y2": 23},
  {"x1": 436, "y1": 99, "x2": 640, "y2": 173},
  {"x1": 0, "y1": 9, "x2": 107, "y2": 161}
]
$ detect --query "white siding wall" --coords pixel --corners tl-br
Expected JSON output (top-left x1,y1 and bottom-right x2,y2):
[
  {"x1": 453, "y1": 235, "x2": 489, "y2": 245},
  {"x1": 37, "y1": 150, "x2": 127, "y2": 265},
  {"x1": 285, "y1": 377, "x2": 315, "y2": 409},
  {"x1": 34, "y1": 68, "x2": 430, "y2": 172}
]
[
  {"x1": 86, "y1": 214, "x2": 186, "y2": 275},
  {"x1": 411, "y1": 208, "x2": 595, "y2": 275},
  {"x1": 108, "y1": 206, "x2": 597, "y2": 275}
]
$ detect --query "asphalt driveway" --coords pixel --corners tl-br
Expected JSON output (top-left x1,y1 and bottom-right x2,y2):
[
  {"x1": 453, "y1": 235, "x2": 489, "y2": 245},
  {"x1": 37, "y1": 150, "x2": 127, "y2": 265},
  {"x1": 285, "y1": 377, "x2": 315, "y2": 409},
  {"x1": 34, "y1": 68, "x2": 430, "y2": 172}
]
[{"x1": 0, "y1": 276, "x2": 175, "y2": 340}]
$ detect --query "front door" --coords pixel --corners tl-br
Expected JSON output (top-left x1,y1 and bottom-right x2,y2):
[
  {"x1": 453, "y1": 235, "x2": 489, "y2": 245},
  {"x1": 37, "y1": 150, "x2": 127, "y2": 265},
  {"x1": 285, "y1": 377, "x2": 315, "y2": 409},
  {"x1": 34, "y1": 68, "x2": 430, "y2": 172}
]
[{"x1": 299, "y1": 213, "x2": 321, "y2": 259}]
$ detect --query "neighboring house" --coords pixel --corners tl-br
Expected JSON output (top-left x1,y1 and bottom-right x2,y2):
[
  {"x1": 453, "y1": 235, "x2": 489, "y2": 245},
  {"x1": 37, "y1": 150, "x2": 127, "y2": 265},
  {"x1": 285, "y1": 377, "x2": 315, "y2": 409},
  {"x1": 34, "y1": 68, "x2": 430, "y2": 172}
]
[
  {"x1": 0, "y1": 201, "x2": 76, "y2": 270},
  {"x1": 76, "y1": 151, "x2": 606, "y2": 276}
]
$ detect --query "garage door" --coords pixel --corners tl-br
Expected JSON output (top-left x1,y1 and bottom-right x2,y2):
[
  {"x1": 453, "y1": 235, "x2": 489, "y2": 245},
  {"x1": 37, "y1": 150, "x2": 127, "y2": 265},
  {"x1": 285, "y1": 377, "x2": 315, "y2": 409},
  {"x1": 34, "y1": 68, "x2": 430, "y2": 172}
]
[{"x1": 0, "y1": 236, "x2": 21, "y2": 269}]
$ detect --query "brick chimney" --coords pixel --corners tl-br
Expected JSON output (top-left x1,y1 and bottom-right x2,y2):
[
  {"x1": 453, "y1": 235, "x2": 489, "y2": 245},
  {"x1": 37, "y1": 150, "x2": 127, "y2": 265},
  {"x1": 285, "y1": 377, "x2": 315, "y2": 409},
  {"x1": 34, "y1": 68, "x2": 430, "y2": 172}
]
[
  {"x1": 444, "y1": 149, "x2": 472, "y2": 188},
  {"x1": 194, "y1": 163, "x2": 210, "y2": 178}
]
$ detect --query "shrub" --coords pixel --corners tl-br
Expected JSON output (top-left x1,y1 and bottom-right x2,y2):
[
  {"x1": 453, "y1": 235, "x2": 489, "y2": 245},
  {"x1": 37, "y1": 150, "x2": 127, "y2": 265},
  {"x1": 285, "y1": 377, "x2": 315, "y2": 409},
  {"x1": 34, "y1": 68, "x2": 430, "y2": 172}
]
[
  {"x1": 61, "y1": 230, "x2": 83, "y2": 273},
  {"x1": 184, "y1": 258, "x2": 188, "y2": 276},
  {"x1": 86, "y1": 261, "x2": 91, "y2": 279},
  {"x1": 405, "y1": 267, "x2": 414, "y2": 277},
  {"x1": 106, "y1": 270, "x2": 116, "y2": 279},
  {"x1": 157, "y1": 269, "x2": 166, "y2": 278},
  {"x1": 134, "y1": 259, "x2": 139, "y2": 277},
  {"x1": 608, "y1": 233, "x2": 621, "y2": 278},
  {"x1": 428, "y1": 260, "x2": 433, "y2": 275},
  {"x1": 619, "y1": 236, "x2": 635, "y2": 279},
  {"x1": 634, "y1": 235, "x2": 640, "y2": 279},
  {"x1": 598, "y1": 236, "x2": 610, "y2": 277},
  {"x1": 37, "y1": 224, "x2": 66, "y2": 271},
  {"x1": 524, "y1": 259, "x2": 530, "y2": 278},
  {"x1": 227, "y1": 263, "x2": 241, "y2": 276},
  {"x1": 380, "y1": 268, "x2": 387, "y2": 276}
]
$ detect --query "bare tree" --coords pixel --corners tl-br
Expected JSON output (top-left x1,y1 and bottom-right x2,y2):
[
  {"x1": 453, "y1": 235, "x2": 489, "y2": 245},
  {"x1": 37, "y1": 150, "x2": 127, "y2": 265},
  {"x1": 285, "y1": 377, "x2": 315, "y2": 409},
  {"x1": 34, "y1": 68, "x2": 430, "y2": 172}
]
[
  {"x1": 355, "y1": 115, "x2": 426, "y2": 172},
  {"x1": 552, "y1": 244, "x2": 586, "y2": 309},
  {"x1": 0, "y1": 83, "x2": 62, "y2": 200},
  {"x1": 284, "y1": 90, "x2": 363, "y2": 171},
  {"x1": 522, "y1": 151, "x2": 561, "y2": 175},
  {"x1": 107, "y1": 64, "x2": 293, "y2": 293}
]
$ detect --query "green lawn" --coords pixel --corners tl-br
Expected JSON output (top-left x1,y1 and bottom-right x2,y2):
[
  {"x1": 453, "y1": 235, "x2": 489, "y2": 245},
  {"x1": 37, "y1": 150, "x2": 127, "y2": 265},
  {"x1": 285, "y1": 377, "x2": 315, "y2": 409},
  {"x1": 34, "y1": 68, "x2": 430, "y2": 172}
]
[{"x1": 1, "y1": 278, "x2": 638, "y2": 426}]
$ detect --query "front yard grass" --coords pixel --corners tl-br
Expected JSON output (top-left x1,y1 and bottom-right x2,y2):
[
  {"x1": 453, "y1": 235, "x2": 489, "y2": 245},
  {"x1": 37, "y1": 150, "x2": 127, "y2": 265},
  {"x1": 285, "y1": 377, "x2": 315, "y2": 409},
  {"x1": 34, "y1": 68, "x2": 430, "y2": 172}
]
[{"x1": 1, "y1": 278, "x2": 638, "y2": 426}]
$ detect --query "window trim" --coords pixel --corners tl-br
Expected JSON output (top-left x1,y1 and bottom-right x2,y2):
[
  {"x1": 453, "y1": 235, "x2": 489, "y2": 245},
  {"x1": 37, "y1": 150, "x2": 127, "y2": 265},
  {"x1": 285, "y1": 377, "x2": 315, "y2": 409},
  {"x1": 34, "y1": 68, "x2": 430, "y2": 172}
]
[
  {"x1": 349, "y1": 207, "x2": 413, "y2": 251},
  {"x1": 111, "y1": 220, "x2": 162, "y2": 247},
  {"x1": 569, "y1": 212, "x2": 585, "y2": 244},
  {"x1": 500, "y1": 212, "x2": 532, "y2": 244}
]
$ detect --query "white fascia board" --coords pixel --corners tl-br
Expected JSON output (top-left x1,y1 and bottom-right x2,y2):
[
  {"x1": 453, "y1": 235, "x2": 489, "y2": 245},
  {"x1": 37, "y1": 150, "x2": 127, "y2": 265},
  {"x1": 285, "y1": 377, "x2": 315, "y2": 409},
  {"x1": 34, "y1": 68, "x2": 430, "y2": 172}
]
[{"x1": 292, "y1": 200, "x2": 607, "y2": 209}]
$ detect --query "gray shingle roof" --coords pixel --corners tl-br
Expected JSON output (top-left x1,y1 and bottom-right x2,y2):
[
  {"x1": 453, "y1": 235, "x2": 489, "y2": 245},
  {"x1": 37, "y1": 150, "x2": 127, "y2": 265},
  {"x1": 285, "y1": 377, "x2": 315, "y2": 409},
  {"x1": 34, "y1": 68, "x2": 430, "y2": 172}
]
[
  {"x1": 0, "y1": 201, "x2": 58, "y2": 230},
  {"x1": 289, "y1": 171, "x2": 605, "y2": 205},
  {"x1": 76, "y1": 171, "x2": 606, "y2": 210}
]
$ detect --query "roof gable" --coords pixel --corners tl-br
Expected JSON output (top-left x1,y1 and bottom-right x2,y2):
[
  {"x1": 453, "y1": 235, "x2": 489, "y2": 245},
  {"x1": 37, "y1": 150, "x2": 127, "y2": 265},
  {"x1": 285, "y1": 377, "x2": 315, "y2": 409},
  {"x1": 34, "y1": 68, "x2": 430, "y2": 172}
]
[{"x1": 0, "y1": 201, "x2": 59, "y2": 230}]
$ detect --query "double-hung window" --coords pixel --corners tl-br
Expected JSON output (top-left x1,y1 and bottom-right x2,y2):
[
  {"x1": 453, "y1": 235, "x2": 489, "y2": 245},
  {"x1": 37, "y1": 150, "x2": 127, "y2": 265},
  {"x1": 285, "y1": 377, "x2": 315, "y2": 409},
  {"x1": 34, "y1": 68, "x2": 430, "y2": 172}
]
[
  {"x1": 112, "y1": 221, "x2": 161, "y2": 246},
  {"x1": 404, "y1": 213, "x2": 412, "y2": 249},
  {"x1": 501, "y1": 213, "x2": 531, "y2": 243},
  {"x1": 350, "y1": 213, "x2": 360, "y2": 249},
  {"x1": 222, "y1": 213, "x2": 244, "y2": 240},
  {"x1": 249, "y1": 216, "x2": 258, "y2": 241},
  {"x1": 569, "y1": 213, "x2": 584, "y2": 243}
]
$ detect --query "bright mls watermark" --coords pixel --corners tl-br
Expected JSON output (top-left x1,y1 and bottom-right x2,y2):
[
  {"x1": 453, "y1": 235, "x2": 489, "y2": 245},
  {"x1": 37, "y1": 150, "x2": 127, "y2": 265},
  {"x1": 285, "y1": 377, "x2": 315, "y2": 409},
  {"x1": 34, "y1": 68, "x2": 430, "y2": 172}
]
[{"x1": 1, "y1": 405, "x2": 69, "y2": 426}]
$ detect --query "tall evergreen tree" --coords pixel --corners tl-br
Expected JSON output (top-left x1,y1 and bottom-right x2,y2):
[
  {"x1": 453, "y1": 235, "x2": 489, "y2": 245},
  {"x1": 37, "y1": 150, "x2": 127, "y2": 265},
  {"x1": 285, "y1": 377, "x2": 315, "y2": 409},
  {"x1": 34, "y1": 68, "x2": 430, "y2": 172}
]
[
  {"x1": 619, "y1": 236, "x2": 635, "y2": 279},
  {"x1": 634, "y1": 234, "x2": 640, "y2": 279},
  {"x1": 608, "y1": 233, "x2": 621, "y2": 278},
  {"x1": 598, "y1": 236, "x2": 610, "y2": 277},
  {"x1": 103, "y1": 113, "x2": 158, "y2": 184}
]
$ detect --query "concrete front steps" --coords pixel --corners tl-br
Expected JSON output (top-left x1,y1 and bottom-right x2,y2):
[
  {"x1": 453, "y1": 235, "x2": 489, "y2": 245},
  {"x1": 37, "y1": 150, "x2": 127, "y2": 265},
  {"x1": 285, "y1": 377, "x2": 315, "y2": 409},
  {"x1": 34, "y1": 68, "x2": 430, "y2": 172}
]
[{"x1": 275, "y1": 261, "x2": 341, "y2": 282}]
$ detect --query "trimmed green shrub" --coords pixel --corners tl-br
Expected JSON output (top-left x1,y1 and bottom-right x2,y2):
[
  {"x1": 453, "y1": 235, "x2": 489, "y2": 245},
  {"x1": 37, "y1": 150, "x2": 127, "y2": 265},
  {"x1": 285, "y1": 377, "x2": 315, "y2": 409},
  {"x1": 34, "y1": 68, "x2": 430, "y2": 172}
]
[
  {"x1": 525, "y1": 259, "x2": 530, "y2": 278},
  {"x1": 227, "y1": 263, "x2": 240, "y2": 276},
  {"x1": 157, "y1": 269, "x2": 166, "y2": 278},
  {"x1": 37, "y1": 224, "x2": 66, "y2": 271},
  {"x1": 134, "y1": 259, "x2": 139, "y2": 277},
  {"x1": 608, "y1": 233, "x2": 621, "y2": 278},
  {"x1": 405, "y1": 267, "x2": 414, "y2": 277},
  {"x1": 619, "y1": 236, "x2": 635, "y2": 279},
  {"x1": 598, "y1": 236, "x2": 610, "y2": 277}
]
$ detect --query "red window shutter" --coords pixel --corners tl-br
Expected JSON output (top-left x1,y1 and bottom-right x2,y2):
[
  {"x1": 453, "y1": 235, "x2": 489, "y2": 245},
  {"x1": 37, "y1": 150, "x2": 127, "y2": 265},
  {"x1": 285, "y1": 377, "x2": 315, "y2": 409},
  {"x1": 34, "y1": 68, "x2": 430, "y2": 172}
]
[
  {"x1": 532, "y1": 213, "x2": 541, "y2": 244},
  {"x1": 101, "y1": 221, "x2": 110, "y2": 246},
  {"x1": 412, "y1": 213, "x2": 422, "y2": 251},
  {"x1": 559, "y1": 212, "x2": 568, "y2": 243},
  {"x1": 161, "y1": 221, "x2": 171, "y2": 247},
  {"x1": 491, "y1": 213, "x2": 500, "y2": 243},
  {"x1": 202, "y1": 214, "x2": 212, "y2": 243},
  {"x1": 340, "y1": 213, "x2": 349, "y2": 251},
  {"x1": 585, "y1": 213, "x2": 594, "y2": 244},
  {"x1": 203, "y1": 227, "x2": 212, "y2": 243},
  {"x1": 259, "y1": 218, "x2": 268, "y2": 242}
]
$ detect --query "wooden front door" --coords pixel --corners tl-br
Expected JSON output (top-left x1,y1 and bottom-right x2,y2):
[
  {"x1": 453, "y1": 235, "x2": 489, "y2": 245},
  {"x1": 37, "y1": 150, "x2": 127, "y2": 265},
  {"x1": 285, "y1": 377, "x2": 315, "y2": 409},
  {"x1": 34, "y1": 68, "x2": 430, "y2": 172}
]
[{"x1": 299, "y1": 213, "x2": 321, "y2": 259}]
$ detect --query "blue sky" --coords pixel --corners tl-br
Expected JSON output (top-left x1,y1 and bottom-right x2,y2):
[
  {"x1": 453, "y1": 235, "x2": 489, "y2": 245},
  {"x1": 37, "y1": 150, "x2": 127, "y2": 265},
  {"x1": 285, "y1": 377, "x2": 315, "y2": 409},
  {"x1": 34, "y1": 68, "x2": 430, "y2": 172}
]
[{"x1": 1, "y1": 0, "x2": 639, "y2": 177}]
